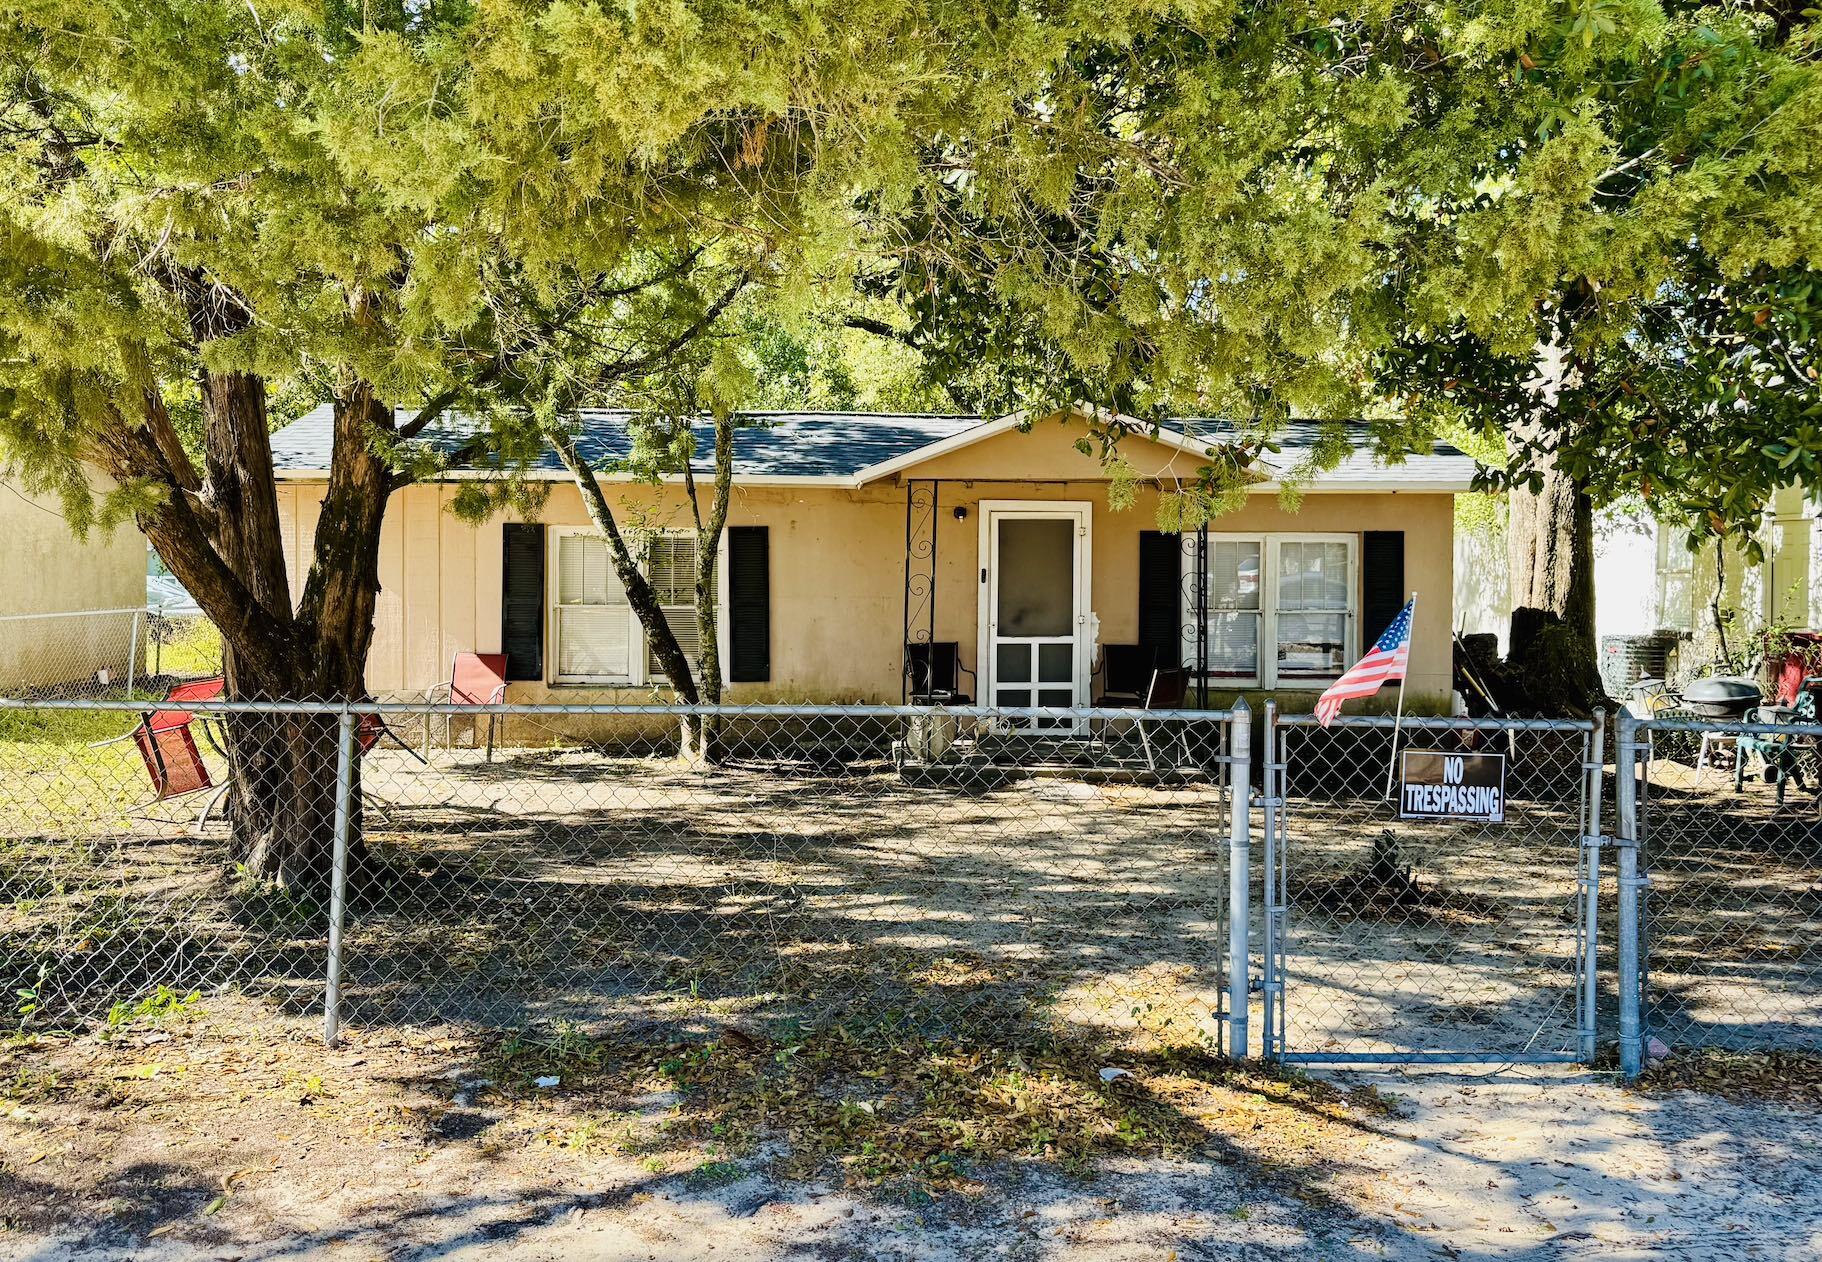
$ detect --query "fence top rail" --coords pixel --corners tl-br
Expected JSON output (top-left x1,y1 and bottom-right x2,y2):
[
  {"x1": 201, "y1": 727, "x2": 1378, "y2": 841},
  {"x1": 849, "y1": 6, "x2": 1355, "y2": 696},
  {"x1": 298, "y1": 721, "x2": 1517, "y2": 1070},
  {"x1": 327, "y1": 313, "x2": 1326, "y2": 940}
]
[
  {"x1": 1274, "y1": 711, "x2": 1596, "y2": 733},
  {"x1": 1635, "y1": 713, "x2": 1822, "y2": 739},
  {"x1": 0, "y1": 696, "x2": 1241, "y2": 722},
  {"x1": 0, "y1": 606, "x2": 152, "y2": 622}
]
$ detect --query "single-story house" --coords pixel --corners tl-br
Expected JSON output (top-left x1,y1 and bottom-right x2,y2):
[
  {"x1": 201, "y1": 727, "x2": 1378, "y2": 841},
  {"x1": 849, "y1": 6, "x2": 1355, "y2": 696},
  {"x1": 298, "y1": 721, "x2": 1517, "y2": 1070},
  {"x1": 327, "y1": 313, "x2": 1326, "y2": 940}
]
[
  {"x1": 269, "y1": 409, "x2": 1476, "y2": 711},
  {"x1": 0, "y1": 473, "x2": 148, "y2": 693}
]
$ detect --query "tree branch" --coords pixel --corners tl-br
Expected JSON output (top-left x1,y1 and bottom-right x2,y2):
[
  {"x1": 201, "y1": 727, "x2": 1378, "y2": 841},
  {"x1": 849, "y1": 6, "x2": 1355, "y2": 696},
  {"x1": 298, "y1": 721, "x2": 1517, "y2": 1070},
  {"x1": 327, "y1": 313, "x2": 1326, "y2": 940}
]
[{"x1": 548, "y1": 426, "x2": 701, "y2": 705}]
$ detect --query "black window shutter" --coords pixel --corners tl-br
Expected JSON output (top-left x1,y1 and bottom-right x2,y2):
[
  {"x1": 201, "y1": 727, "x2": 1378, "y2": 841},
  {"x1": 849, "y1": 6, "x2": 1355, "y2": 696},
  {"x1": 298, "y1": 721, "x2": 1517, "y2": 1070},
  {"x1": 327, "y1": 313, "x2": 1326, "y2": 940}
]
[
  {"x1": 1361, "y1": 530, "x2": 1406, "y2": 641},
  {"x1": 501, "y1": 523, "x2": 545, "y2": 682},
  {"x1": 1137, "y1": 531, "x2": 1181, "y2": 671},
  {"x1": 728, "y1": 526, "x2": 770, "y2": 683}
]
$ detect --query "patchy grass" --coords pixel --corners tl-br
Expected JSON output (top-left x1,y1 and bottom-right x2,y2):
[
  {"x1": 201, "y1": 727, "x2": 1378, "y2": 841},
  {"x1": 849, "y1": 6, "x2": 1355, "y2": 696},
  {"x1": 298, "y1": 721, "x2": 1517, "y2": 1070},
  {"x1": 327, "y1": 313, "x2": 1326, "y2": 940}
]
[
  {"x1": 481, "y1": 1024, "x2": 1392, "y2": 1198},
  {"x1": 104, "y1": 985, "x2": 201, "y2": 1036},
  {"x1": 1633, "y1": 1048, "x2": 1822, "y2": 1108},
  {"x1": 0, "y1": 707, "x2": 127, "y2": 749},
  {"x1": 146, "y1": 617, "x2": 222, "y2": 681},
  {"x1": 0, "y1": 703, "x2": 154, "y2": 831}
]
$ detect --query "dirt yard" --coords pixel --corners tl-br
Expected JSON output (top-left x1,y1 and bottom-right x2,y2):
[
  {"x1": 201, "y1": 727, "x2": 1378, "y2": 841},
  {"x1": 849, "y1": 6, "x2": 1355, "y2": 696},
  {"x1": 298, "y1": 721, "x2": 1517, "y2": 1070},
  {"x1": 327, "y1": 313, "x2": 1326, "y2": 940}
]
[
  {"x1": 2, "y1": 714, "x2": 1819, "y2": 1258},
  {"x1": 2, "y1": 1002, "x2": 1820, "y2": 1260}
]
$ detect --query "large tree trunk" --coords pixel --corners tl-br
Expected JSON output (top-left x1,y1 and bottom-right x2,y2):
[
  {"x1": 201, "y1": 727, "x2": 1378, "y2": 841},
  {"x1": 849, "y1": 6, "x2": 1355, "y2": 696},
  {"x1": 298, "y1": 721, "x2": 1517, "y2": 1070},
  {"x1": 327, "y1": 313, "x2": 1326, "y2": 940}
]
[
  {"x1": 222, "y1": 383, "x2": 393, "y2": 885},
  {"x1": 99, "y1": 360, "x2": 394, "y2": 890},
  {"x1": 1506, "y1": 458, "x2": 1608, "y2": 714}
]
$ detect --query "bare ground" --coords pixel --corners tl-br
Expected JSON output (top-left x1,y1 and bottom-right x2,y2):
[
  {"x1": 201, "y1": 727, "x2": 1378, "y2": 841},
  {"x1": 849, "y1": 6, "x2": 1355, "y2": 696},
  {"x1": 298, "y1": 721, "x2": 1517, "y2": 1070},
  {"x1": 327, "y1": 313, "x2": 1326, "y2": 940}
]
[
  {"x1": 1, "y1": 721, "x2": 1818, "y2": 1259},
  {"x1": 1, "y1": 1006, "x2": 1819, "y2": 1260}
]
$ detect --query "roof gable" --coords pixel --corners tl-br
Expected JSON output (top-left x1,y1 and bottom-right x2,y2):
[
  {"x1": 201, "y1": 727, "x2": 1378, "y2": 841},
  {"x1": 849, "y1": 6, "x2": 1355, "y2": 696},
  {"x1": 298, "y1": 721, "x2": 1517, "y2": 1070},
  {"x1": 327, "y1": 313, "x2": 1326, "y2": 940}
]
[{"x1": 863, "y1": 413, "x2": 1219, "y2": 483}]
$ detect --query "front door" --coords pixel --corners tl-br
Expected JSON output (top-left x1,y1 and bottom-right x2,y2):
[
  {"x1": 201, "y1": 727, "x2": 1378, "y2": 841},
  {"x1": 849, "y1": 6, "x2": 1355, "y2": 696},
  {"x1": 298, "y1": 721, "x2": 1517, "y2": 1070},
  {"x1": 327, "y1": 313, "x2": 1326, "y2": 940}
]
[{"x1": 980, "y1": 502, "x2": 1091, "y2": 729}]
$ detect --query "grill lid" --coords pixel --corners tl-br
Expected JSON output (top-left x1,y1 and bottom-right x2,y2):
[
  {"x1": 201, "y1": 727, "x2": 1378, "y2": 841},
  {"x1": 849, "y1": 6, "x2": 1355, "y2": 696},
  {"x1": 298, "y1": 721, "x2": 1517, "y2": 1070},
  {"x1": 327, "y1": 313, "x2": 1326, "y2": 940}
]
[{"x1": 1680, "y1": 676, "x2": 1763, "y2": 705}]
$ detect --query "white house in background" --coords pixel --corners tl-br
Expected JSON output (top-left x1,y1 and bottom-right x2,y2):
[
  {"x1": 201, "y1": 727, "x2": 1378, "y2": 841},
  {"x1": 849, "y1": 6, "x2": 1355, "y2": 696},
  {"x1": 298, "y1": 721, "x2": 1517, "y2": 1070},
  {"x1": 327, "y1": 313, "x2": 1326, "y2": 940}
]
[
  {"x1": 1652, "y1": 486, "x2": 1820, "y2": 640},
  {"x1": 1453, "y1": 484, "x2": 1821, "y2": 671},
  {"x1": 0, "y1": 475, "x2": 147, "y2": 693}
]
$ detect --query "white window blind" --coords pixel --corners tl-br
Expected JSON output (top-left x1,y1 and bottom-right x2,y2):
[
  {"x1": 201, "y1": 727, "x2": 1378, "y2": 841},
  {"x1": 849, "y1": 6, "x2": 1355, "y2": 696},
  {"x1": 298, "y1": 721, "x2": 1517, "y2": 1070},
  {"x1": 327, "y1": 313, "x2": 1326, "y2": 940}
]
[
  {"x1": 1182, "y1": 535, "x2": 1263, "y2": 676},
  {"x1": 642, "y1": 534, "x2": 700, "y2": 679},
  {"x1": 552, "y1": 530, "x2": 703, "y2": 685},
  {"x1": 1275, "y1": 538, "x2": 1351, "y2": 679},
  {"x1": 556, "y1": 534, "x2": 631, "y2": 681}
]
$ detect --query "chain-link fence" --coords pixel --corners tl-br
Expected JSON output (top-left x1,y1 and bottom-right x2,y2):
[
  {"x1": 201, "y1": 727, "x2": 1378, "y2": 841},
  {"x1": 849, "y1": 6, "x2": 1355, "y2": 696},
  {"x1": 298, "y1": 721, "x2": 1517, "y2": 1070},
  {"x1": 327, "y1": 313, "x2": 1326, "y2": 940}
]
[
  {"x1": 0, "y1": 608, "x2": 222, "y2": 700},
  {"x1": 9, "y1": 693, "x2": 1817, "y2": 1072},
  {"x1": 1261, "y1": 708, "x2": 1600, "y2": 1065},
  {"x1": 1623, "y1": 710, "x2": 1822, "y2": 1060},
  {"x1": 0, "y1": 699, "x2": 1239, "y2": 1057}
]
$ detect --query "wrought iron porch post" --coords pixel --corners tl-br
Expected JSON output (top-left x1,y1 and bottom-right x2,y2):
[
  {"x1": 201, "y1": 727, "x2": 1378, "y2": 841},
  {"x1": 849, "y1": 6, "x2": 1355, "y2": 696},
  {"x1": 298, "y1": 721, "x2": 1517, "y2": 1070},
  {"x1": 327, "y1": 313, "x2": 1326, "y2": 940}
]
[
  {"x1": 1196, "y1": 524, "x2": 1209, "y2": 707},
  {"x1": 901, "y1": 480, "x2": 939, "y2": 702}
]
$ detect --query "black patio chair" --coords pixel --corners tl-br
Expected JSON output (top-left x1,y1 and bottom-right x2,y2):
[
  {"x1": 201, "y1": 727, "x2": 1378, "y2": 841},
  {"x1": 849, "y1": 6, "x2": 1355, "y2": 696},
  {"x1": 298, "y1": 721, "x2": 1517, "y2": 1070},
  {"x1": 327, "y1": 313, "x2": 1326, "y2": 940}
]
[
  {"x1": 1093, "y1": 644, "x2": 1153, "y2": 707},
  {"x1": 1089, "y1": 644, "x2": 1153, "y2": 746},
  {"x1": 906, "y1": 641, "x2": 974, "y2": 704}
]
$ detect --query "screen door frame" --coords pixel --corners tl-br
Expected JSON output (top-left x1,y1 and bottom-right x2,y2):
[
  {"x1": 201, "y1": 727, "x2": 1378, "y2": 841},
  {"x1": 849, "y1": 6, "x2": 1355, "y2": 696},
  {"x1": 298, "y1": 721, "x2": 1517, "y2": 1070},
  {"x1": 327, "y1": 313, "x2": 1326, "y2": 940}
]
[{"x1": 976, "y1": 500, "x2": 1093, "y2": 731}]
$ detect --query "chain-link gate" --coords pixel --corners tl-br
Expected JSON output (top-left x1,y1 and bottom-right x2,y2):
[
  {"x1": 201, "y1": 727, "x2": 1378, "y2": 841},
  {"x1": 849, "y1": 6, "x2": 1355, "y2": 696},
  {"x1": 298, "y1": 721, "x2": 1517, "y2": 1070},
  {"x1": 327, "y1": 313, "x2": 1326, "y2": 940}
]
[
  {"x1": 1260, "y1": 708, "x2": 1602, "y2": 1066},
  {"x1": 1619, "y1": 710, "x2": 1822, "y2": 1067}
]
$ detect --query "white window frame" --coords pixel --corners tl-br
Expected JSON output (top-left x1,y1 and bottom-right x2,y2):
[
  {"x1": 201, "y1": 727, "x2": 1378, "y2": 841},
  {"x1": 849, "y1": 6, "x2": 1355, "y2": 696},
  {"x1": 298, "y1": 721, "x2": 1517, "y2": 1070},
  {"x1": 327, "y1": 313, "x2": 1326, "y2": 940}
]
[
  {"x1": 1654, "y1": 525, "x2": 1697, "y2": 633},
  {"x1": 1182, "y1": 532, "x2": 1359, "y2": 690},
  {"x1": 547, "y1": 526, "x2": 730, "y2": 688}
]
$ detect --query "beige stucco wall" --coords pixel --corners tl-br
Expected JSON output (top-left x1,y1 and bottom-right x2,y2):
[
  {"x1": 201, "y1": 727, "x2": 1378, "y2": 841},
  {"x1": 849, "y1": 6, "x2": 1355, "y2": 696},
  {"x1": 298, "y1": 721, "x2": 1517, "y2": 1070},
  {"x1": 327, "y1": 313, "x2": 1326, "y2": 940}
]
[
  {"x1": 0, "y1": 475, "x2": 148, "y2": 690},
  {"x1": 274, "y1": 424, "x2": 1457, "y2": 710}
]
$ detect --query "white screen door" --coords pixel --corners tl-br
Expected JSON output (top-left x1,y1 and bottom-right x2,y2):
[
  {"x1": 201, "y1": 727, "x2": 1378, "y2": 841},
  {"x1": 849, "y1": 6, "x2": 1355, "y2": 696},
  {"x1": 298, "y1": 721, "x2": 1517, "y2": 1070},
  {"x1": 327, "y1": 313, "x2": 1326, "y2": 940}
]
[{"x1": 981, "y1": 503, "x2": 1090, "y2": 730}]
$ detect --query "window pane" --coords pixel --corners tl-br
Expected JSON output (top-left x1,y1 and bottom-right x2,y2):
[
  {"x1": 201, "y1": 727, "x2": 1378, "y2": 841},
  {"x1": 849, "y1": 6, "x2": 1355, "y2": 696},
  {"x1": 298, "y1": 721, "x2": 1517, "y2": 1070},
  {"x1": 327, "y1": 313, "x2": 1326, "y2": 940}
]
[
  {"x1": 1277, "y1": 539, "x2": 1350, "y2": 611},
  {"x1": 1201, "y1": 611, "x2": 1260, "y2": 676},
  {"x1": 558, "y1": 535, "x2": 625, "y2": 606},
  {"x1": 648, "y1": 605, "x2": 700, "y2": 679},
  {"x1": 1278, "y1": 612, "x2": 1348, "y2": 677},
  {"x1": 997, "y1": 643, "x2": 1031, "y2": 683},
  {"x1": 996, "y1": 518, "x2": 1074, "y2": 637},
  {"x1": 558, "y1": 606, "x2": 631, "y2": 678},
  {"x1": 1037, "y1": 642, "x2": 1073, "y2": 683},
  {"x1": 644, "y1": 535, "x2": 697, "y2": 605},
  {"x1": 1211, "y1": 539, "x2": 1262, "y2": 611}
]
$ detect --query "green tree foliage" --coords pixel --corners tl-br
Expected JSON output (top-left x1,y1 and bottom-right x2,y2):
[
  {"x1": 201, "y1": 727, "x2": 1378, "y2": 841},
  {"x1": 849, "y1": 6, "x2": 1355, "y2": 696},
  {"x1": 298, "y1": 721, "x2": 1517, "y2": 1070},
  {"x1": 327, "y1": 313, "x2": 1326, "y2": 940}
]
[{"x1": 0, "y1": 0, "x2": 968, "y2": 878}]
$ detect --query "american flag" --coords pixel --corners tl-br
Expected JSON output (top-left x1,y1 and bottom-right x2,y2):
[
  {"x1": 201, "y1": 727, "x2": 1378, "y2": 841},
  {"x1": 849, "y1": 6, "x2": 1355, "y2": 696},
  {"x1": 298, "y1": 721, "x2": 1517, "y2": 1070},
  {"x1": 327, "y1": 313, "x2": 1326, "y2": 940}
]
[{"x1": 1314, "y1": 598, "x2": 1414, "y2": 728}]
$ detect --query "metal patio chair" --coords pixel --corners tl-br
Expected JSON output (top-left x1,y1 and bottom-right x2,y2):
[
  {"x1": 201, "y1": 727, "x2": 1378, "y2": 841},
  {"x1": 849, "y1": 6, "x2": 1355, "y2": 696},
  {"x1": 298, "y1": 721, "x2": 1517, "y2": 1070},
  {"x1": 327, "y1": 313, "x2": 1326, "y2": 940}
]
[
  {"x1": 95, "y1": 676, "x2": 232, "y2": 830},
  {"x1": 1137, "y1": 666, "x2": 1195, "y2": 773},
  {"x1": 1090, "y1": 644, "x2": 1152, "y2": 747},
  {"x1": 905, "y1": 642, "x2": 974, "y2": 705},
  {"x1": 1736, "y1": 689, "x2": 1817, "y2": 807},
  {"x1": 421, "y1": 652, "x2": 510, "y2": 761}
]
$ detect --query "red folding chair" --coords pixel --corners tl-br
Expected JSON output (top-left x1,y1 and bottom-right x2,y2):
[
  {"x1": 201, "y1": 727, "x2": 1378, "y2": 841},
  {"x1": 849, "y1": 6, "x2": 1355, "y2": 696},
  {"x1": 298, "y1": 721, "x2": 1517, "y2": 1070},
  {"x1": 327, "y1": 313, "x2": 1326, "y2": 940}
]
[
  {"x1": 96, "y1": 676, "x2": 232, "y2": 829},
  {"x1": 422, "y1": 652, "x2": 509, "y2": 761}
]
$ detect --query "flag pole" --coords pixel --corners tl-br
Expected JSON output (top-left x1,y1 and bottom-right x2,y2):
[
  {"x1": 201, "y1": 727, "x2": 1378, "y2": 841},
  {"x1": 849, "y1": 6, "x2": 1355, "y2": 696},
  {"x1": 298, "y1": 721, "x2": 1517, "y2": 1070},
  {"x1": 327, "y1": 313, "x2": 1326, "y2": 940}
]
[{"x1": 1383, "y1": 591, "x2": 1416, "y2": 802}]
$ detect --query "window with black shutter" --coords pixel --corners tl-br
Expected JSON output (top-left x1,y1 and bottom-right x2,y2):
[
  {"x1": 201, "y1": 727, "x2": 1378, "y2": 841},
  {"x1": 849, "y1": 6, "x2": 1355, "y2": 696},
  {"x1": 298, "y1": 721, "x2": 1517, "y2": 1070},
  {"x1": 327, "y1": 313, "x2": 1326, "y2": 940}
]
[
  {"x1": 501, "y1": 523, "x2": 545, "y2": 681},
  {"x1": 728, "y1": 526, "x2": 770, "y2": 683}
]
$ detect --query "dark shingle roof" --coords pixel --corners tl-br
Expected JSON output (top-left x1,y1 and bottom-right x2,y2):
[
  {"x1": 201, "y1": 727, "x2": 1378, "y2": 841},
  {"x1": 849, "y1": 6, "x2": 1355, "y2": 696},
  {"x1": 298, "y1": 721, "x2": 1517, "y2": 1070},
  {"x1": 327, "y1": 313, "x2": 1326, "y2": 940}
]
[
  {"x1": 271, "y1": 407, "x2": 986, "y2": 479},
  {"x1": 268, "y1": 407, "x2": 1475, "y2": 486}
]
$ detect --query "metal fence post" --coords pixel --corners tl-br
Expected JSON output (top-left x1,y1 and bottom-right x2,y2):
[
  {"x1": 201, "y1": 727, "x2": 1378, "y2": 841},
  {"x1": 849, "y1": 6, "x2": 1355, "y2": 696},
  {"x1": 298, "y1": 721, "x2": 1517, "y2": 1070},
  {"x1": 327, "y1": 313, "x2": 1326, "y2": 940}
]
[
  {"x1": 126, "y1": 609, "x2": 143, "y2": 698},
  {"x1": 1227, "y1": 697, "x2": 1252, "y2": 1059},
  {"x1": 1614, "y1": 708, "x2": 1643, "y2": 1078},
  {"x1": 1259, "y1": 700, "x2": 1280, "y2": 1062},
  {"x1": 323, "y1": 708, "x2": 357, "y2": 1047},
  {"x1": 1579, "y1": 710, "x2": 1606, "y2": 1063}
]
